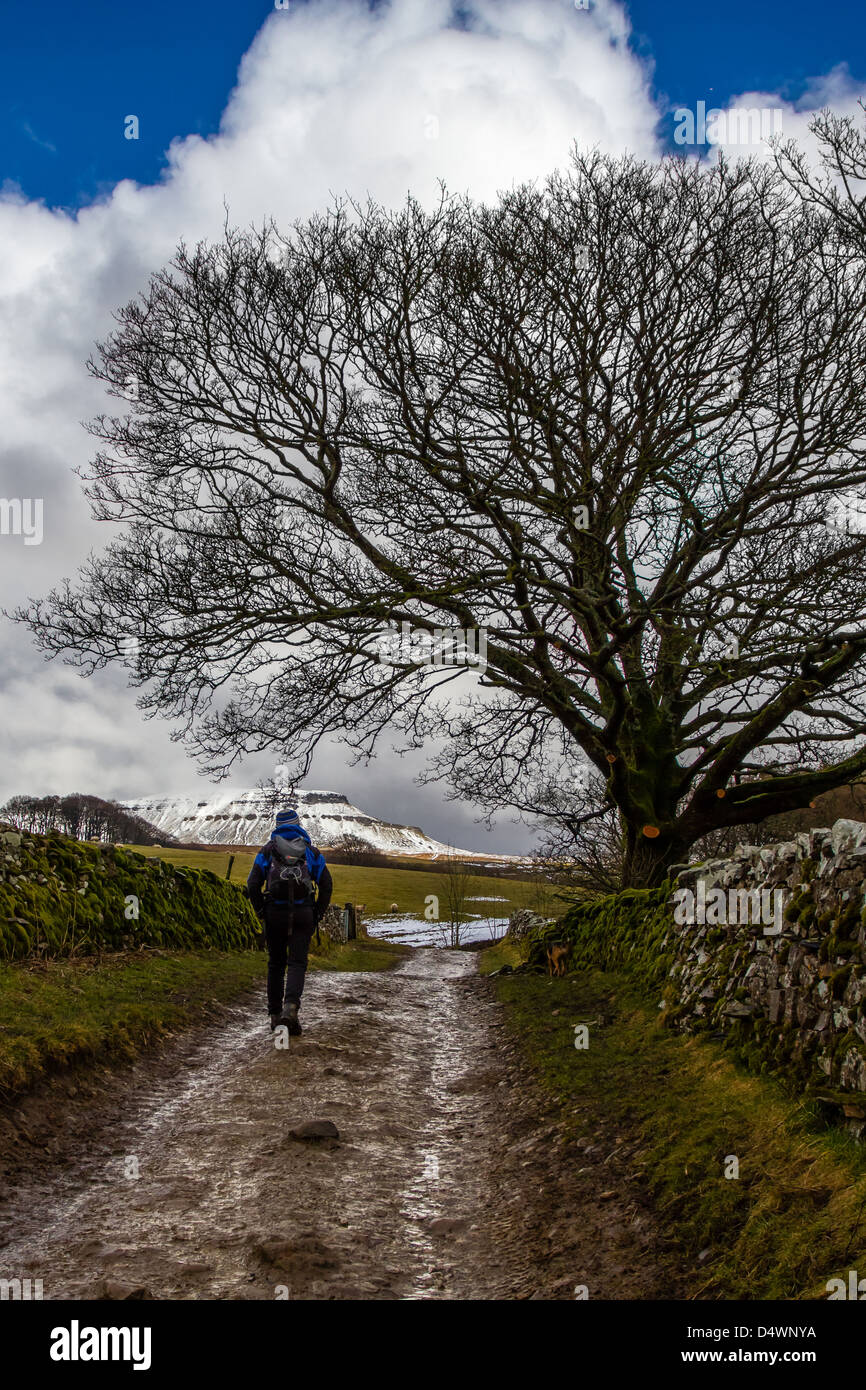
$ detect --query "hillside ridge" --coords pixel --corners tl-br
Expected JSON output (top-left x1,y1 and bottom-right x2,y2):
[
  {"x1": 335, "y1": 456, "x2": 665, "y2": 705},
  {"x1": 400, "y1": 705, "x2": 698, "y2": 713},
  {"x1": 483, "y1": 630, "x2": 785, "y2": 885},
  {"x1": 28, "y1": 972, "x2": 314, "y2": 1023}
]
[{"x1": 122, "y1": 787, "x2": 496, "y2": 859}]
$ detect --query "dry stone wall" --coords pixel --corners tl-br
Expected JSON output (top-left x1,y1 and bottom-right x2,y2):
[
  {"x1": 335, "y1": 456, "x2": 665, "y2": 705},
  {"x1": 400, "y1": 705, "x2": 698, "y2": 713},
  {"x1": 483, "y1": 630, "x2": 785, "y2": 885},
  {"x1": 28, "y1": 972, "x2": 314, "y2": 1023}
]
[
  {"x1": 665, "y1": 818, "x2": 866, "y2": 1134},
  {"x1": 506, "y1": 908, "x2": 549, "y2": 942}
]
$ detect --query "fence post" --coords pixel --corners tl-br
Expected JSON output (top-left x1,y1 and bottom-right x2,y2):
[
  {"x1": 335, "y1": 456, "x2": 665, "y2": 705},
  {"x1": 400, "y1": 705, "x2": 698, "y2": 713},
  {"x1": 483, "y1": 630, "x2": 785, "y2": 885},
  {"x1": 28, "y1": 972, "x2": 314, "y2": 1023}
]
[
  {"x1": 225, "y1": 854, "x2": 235, "y2": 881},
  {"x1": 344, "y1": 901, "x2": 357, "y2": 940}
]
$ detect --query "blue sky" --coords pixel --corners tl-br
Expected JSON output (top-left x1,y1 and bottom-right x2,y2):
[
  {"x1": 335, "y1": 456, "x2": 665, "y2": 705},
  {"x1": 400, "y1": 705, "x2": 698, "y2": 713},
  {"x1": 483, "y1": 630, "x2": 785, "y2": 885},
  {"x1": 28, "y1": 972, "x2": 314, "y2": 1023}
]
[
  {"x1": 3, "y1": 0, "x2": 863, "y2": 208},
  {"x1": 2, "y1": 0, "x2": 268, "y2": 207}
]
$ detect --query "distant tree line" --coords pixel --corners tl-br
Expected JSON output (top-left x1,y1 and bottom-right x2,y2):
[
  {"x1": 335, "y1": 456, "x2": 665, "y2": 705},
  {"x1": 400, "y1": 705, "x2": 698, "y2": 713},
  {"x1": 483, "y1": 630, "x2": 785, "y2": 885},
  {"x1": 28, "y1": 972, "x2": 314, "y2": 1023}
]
[
  {"x1": 326, "y1": 834, "x2": 393, "y2": 867},
  {"x1": 0, "y1": 793, "x2": 178, "y2": 846}
]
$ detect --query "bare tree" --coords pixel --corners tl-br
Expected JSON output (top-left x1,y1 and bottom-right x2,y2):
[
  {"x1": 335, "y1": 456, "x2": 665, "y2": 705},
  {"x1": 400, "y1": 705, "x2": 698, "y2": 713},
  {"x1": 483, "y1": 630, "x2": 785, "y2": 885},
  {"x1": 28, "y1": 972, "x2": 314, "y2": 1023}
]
[
  {"x1": 254, "y1": 774, "x2": 298, "y2": 828},
  {"x1": 536, "y1": 810, "x2": 626, "y2": 896},
  {"x1": 329, "y1": 832, "x2": 376, "y2": 864},
  {"x1": 0, "y1": 795, "x2": 57, "y2": 835},
  {"x1": 439, "y1": 850, "x2": 472, "y2": 947},
  {"x1": 16, "y1": 150, "x2": 866, "y2": 885},
  {"x1": 775, "y1": 103, "x2": 866, "y2": 255}
]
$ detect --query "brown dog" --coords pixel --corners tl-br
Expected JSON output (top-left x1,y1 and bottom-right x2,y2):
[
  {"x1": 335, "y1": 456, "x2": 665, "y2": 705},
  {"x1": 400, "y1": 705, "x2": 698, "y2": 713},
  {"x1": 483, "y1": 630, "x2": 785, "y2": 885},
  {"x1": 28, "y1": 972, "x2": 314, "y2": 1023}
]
[{"x1": 546, "y1": 942, "x2": 570, "y2": 977}]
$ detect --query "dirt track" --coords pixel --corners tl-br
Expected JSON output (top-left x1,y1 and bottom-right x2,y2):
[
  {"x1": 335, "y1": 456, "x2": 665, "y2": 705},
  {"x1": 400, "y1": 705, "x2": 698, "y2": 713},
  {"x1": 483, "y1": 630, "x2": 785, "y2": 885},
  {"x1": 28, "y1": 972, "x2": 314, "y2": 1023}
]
[{"x1": 0, "y1": 950, "x2": 678, "y2": 1300}]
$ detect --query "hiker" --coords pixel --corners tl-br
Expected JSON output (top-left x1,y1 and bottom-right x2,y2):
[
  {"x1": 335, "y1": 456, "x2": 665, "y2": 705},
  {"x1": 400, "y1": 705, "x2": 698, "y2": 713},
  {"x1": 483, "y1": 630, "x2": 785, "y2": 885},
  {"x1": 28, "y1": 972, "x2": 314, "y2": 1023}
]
[{"x1": 246, "y1": 809, "x2": 333, "y2": 1035}]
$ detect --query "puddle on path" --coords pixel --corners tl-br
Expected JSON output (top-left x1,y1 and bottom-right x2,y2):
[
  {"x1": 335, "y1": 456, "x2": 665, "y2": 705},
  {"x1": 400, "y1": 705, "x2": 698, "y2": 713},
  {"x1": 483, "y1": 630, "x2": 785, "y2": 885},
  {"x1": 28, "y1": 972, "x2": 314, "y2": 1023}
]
[{"x1": 0, "y1": 951, "x2": 516, "y2": 1300}]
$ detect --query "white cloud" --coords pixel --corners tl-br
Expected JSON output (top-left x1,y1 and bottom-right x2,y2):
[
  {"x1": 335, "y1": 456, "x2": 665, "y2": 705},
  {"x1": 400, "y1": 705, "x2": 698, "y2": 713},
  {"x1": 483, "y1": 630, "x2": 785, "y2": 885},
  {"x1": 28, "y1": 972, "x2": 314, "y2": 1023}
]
[{"x1": 688, "y1": 64, "x2": 865, "y2": 162}]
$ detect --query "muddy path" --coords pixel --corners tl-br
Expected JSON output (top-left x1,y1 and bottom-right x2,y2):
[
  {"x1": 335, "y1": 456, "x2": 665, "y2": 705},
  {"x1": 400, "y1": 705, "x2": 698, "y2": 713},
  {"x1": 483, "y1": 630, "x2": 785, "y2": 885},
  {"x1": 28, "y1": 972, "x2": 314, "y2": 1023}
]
[{"x1": 0, "y1": 950, "x2": 679, "y2": 1300}]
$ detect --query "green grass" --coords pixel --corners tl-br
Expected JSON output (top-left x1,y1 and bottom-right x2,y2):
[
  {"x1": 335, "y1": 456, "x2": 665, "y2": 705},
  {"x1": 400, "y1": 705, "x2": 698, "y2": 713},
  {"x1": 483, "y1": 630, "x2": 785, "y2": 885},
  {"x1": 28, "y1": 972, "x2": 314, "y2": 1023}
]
[
  {"x1": 491, "y1": 961, "x2": 866, "y2": 1299},
  {"x1": 306, "y1": 930, "x2": 410, "y2": 974},
  {"x1": 477, "y1": 937, "x2": 525, "y2": 974},
  {"x1": 125, "y1": 845, "x2": 544, "y2": 921},
  {"x1": 0, "y1": 935, "x2": 408, "y2": 1101}
]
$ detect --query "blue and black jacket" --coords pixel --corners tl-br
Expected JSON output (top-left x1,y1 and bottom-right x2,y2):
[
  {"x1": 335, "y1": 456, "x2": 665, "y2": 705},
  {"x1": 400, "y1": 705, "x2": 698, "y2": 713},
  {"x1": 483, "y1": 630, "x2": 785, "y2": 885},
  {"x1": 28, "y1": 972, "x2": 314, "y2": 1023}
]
[{"x1": 246, "y1": 824, "x2": 333, "y2": 922}]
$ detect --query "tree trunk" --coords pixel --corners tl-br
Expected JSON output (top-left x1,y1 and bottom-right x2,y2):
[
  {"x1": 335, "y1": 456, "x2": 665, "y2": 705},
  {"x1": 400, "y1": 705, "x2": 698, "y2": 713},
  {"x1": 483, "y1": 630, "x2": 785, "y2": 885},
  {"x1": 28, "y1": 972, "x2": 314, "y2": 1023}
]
[{"x1": 621, "y1": 824, "x2": 688, "y2": 889}]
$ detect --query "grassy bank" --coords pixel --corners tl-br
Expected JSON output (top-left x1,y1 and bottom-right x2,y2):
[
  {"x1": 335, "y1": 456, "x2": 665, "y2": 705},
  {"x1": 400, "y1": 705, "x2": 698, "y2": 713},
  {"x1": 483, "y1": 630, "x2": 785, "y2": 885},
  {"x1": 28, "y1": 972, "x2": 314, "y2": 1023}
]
[
  {"x1": 490, "y1": 961, "x2": 866, "y2": 1299},
  {"x1": 0, "y1": 935, "x2": 408, "y2": 1102}
]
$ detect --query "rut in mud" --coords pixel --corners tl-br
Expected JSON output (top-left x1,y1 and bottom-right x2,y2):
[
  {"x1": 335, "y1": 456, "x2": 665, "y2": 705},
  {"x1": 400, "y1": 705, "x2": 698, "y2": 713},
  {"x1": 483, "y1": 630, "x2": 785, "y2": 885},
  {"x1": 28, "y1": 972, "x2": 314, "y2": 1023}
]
[{"x1": 0, "y1": 950, "x2": 679, "y2": 1300}]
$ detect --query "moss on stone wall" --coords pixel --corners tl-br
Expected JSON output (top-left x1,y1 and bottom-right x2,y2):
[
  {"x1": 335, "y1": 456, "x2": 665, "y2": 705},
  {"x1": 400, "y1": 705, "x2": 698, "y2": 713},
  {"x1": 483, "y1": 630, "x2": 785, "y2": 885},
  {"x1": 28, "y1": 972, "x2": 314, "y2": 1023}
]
[
  {"x1": 515, "y1": 823, "x2": 866, "y2": 1121},
  {"x1": 0, "y1": 823, "x2": 259, "y2": 959},
  {"x1": 524, "y1": 885, "x2": 673, "y2": 990}
]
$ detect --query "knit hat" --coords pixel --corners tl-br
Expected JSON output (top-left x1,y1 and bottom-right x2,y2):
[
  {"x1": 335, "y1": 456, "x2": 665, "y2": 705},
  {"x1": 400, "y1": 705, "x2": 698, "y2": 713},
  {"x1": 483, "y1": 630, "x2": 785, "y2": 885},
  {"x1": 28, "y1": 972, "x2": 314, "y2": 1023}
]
[{"x1": 275, "y1": 808, "x2": 300, "y2": 828}]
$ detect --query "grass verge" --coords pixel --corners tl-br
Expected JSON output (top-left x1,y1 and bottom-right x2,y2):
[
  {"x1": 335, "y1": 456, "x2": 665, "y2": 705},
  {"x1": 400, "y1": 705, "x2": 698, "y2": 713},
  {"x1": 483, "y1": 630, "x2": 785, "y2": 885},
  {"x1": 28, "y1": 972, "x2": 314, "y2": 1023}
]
[
  {"x1": 0, "y1": 936, "x2": 408, "y2": 1102},
  {"x1": 491, "y1": 962, "x2": 866, "y2": 1299},
  {"x1": 477, "y1": 937, "x2": 525, "y2": 974},
  {"x1": 307, "y1": 931, "x2": 410, "y2": 974}
]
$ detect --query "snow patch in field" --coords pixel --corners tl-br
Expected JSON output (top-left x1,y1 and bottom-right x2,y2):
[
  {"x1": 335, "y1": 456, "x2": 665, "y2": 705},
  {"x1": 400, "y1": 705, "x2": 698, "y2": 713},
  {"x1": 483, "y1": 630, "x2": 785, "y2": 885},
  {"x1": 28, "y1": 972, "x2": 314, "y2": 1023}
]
[{"x1": 365, "y1": 913, "x2": 508, "y2": 947}]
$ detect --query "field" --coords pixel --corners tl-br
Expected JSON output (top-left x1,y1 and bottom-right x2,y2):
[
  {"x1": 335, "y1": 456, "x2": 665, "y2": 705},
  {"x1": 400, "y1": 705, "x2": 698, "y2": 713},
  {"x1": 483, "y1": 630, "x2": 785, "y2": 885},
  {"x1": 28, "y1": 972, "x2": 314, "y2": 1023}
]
[{"x1": 123, "y1": 844, "x2": 551, "y2": 921}]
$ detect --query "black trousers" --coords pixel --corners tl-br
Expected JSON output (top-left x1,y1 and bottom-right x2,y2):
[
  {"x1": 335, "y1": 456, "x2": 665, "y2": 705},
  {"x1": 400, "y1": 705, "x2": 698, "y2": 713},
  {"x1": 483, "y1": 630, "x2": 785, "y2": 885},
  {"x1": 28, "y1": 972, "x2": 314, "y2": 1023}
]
[{"x1": 264, "y1": 900, "x2": 315, "y2": 1014}]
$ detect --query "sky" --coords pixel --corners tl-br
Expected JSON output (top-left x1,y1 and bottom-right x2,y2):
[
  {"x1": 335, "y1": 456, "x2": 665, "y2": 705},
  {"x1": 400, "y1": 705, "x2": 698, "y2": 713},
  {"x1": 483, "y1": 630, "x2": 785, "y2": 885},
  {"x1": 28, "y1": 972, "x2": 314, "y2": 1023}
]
[{"x1": 0, "y1": 0, "x2": 864, "y2": 852}]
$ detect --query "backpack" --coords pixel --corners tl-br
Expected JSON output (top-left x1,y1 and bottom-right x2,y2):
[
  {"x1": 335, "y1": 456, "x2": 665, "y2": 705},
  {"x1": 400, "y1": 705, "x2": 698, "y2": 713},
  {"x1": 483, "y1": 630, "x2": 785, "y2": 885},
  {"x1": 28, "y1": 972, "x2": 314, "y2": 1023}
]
[{"x1": 265, "y1": 834, "x2": 316, "y2": 905}]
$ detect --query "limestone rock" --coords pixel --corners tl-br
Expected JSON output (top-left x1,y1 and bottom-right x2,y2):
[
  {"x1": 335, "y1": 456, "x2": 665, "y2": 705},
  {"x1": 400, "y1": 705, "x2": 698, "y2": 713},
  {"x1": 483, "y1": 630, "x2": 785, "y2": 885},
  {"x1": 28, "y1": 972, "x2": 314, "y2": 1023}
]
[
  {"x1": 92, "y1": 1279, "x2": 150, "y2": 1300},
  {"x1": 507, "y1": 909, "x2": 549, "y2": 942},
  {"x1": 723, "y1": 1000, "x2": 755, "y2": 1018}
]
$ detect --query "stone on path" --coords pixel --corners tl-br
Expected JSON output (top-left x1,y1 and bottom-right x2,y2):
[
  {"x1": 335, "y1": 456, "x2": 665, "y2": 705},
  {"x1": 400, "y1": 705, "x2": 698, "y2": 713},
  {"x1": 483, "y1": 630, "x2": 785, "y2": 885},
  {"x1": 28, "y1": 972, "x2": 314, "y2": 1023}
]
[
  {"x1": 427, "y1": 1216, "x2": 468, "y2": 1235},
  {"x1": 288, "y1": 1119, "x2": 340, "y2": 1142}
]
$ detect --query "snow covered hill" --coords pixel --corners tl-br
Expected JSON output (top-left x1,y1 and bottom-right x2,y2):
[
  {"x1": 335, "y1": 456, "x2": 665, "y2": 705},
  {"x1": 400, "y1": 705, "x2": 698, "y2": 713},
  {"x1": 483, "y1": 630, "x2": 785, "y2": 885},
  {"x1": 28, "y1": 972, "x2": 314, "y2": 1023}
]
[{"x1": 121, "y1": 788, "x2": 488, "y2": 858}]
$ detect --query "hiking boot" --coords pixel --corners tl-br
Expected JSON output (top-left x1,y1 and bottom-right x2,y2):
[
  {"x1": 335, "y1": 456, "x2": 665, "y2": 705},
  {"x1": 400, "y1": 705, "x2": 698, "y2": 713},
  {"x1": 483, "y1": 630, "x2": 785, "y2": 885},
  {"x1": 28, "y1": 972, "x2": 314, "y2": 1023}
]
[
  {"x1": 269, "y1": 1013, "x2": 282, "y2": 1031},
  {"x1": 280, "y1": 1001, "x2": 302, "y2": 1036}
]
